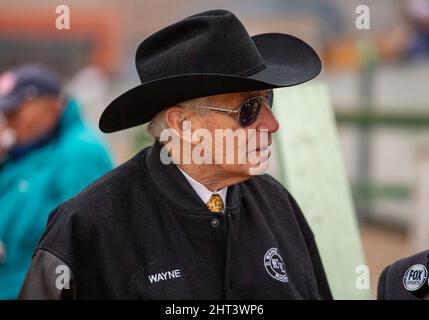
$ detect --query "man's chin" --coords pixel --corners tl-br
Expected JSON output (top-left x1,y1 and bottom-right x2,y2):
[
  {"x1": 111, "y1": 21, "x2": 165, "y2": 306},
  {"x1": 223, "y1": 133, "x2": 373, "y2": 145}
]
[
  {"x1": 246, "y1": 148, "x2": 271, "y2": 170},
  {"x1": 220, "y1": 159, "x2": 270, "y2": 177},
  {"x1": 248, "y1": 159, "x2": 270, "y2": 176}
]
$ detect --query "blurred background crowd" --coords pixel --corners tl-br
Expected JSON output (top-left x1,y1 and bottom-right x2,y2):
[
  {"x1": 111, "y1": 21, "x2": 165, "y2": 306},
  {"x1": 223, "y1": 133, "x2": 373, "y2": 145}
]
[{"x1": 0, "y1": 0, "x2": 428, "y2": 298}]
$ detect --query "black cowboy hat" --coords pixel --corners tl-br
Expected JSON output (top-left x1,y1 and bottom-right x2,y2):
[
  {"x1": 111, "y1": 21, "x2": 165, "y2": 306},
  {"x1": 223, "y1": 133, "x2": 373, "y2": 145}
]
[{"x1": 99, "y1": 9, "x2": 321, "y2": 133}]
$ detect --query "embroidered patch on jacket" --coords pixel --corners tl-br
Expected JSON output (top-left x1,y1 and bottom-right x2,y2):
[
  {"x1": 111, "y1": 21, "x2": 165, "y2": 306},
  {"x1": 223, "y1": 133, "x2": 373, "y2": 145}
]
[
  {"x1": 148, "y1": 269, "x2": 182, "y2": 284},
  {"x1": 264, "y1": 247, "x2": 288, "y2": 283},
  {"x1": 403, "y1": 264, "x2": 428, "y2": 291}
]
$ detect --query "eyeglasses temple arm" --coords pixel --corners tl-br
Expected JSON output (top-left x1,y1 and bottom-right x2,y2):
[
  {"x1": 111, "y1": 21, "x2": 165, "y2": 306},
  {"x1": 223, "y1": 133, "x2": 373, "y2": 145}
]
[{"x1": 199, "y1": 106, "x2": 240, "y2": 114}]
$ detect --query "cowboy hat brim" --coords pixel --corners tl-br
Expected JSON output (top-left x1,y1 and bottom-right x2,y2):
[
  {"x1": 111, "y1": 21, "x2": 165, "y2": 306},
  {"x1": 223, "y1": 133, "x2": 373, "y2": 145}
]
[{"x1": 99, "y1": 33, "x2": 321, "y2": 133}]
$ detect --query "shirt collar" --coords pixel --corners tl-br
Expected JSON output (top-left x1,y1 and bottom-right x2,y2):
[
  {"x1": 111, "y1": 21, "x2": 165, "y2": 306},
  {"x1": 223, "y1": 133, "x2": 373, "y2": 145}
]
[
  {"x1": 176, "y1": 165, "x2": 228, "y2": 208},
  {"x1": 141, "y1": 141, "x2": 241, "y2": 215}
]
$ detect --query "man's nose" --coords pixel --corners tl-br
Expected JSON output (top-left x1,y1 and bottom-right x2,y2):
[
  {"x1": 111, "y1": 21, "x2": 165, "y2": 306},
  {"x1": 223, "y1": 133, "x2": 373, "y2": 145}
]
[{"x1": 255, "y1": 105, "x2": 280, "y2": 133}]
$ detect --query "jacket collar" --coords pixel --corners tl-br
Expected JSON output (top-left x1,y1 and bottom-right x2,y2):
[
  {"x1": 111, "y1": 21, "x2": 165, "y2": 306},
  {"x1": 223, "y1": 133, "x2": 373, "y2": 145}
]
[
  {"x1": 176, "y1": 164, "x2": 228, "y2": 209},
  {"x1": 141, "y1": 140, "x2": 241, "y2": 215}
]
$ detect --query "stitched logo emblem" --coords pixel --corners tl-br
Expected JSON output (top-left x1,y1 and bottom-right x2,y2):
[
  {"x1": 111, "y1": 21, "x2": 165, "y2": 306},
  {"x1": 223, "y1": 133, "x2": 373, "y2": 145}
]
[
  {"x1": 403, "y1": 264, "x2": 428, "y2": 291},
  {"x1": 264, "y1": 247, "x2": 288, "y2": 283}
]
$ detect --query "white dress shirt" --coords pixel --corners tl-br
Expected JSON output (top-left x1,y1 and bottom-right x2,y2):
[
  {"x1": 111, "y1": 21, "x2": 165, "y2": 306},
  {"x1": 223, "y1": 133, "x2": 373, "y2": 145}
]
[{"x1": 176, "y1": 166, "x2": 228, "y2": 211}]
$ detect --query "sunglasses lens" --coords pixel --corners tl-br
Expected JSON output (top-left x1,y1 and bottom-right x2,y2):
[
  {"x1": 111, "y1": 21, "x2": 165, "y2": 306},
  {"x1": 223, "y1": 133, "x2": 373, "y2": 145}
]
[
  {"x1": 239, "y1": 98, "x2": 261, "y2": 127},
  {"x1": 266, "y1": 90, "x2": 274, "y2": 109}
]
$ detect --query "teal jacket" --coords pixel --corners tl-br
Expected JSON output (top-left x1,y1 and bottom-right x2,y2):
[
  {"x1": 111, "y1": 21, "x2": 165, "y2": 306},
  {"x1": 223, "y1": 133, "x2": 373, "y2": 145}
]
[{"x1": 0, "y1": 99, "x2": 113, "y2": 299}]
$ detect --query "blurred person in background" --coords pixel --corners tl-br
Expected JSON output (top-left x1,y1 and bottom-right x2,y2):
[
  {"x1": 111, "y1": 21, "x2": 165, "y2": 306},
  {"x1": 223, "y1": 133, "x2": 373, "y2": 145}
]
[
  {"x1": 0, "y1": 64, "x2": 113, "y2": 299},
  {"x1": 407, "y1": 0, "x2": 429, "y2": 59}
]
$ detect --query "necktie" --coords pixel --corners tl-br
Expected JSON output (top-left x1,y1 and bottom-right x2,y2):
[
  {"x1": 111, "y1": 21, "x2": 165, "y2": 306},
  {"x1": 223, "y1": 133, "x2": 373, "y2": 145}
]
[{"x1": 206, "y1": 194, "x2": 224, "y2": 213}]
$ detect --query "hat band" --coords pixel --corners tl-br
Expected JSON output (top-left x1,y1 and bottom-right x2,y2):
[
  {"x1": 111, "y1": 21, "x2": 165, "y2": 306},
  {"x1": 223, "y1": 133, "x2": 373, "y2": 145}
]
[{"x1": 238, "y1": 60, "x2": 266, "y2": 77}]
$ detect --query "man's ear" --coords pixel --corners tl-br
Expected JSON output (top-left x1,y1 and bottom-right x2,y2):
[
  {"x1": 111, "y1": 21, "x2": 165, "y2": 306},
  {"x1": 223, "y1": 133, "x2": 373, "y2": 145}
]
[{"x1": 165, "y1": 106, "x2": 190, "y2": 139}]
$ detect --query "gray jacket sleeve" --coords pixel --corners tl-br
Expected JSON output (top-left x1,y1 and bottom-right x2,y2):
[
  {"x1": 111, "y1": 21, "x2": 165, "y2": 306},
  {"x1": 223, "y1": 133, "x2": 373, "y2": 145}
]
[{"x1": 18, "y1": 249, "x2": 76, "y2": 300}]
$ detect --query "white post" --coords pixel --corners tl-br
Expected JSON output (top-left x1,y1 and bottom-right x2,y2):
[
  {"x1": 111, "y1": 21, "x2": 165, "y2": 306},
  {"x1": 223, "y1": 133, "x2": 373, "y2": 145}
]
[{"x1": 410, "y1": 145, "x2": 429, "y2": 251}]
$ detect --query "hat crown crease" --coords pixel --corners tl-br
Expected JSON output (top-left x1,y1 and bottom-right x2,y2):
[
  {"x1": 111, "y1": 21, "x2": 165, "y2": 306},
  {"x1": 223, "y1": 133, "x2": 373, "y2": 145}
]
[{"x1": 135, "y1": 10, "x2": 265, "y2": 83}]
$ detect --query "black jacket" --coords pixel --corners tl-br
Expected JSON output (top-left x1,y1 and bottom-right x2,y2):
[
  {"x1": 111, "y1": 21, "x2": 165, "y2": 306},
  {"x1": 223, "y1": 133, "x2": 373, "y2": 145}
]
[
  {"x1": 377, "y1": 250, "x2": 429, "y2": 300},
  {"x1": 19, "y1": 141, "x2": 332, "y2": 300}
]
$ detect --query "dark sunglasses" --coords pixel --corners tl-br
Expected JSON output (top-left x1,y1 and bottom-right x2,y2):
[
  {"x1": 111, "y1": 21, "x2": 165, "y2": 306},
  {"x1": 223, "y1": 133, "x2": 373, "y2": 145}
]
[{"x1": 199, "y1": 89, "x2": 274, "y2": 127}]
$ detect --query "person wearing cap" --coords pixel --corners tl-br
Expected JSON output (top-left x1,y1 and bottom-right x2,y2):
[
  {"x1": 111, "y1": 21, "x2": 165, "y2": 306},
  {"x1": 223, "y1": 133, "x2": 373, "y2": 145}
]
[
  {"x1": 377, "y1": 250, "x2": 429, "y2": 300},
  {"x1": 0, "y1": 64, "x2": 113, "y2": 299},
  {"x1": 19, "y1": 10, "x2": 332, "y2": 300}
]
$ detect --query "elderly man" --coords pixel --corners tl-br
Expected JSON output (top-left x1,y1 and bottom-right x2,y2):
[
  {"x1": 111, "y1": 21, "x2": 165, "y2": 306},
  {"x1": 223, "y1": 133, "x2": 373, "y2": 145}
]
[
  {"x1": 19, "y1": 10, "x2": 332, "y2": 299},
  {"x1": 0, "y1": 64, "x2": 113, "y2": 299}
]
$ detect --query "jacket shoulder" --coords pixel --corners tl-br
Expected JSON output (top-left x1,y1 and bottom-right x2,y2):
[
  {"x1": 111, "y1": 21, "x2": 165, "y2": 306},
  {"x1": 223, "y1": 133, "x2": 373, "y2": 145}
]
[
  {"x1": 244, "y1": 173, "x2": 316, "y2": 240},
  {"x1": 377, "y1": 250, "x2": 428, "y2": 300},
  {"x1": 35, "y1": 148, "x2": 151, "y2": 265},
  {"x1": 42, "y1": 147, "x2": 149, "y2": 232},
  {"x1": 244, "y1": 174, "x2": 300, "y2": 212},
  {"x1": 246, "y1": 173, "x2": 291, "y2": 197}
]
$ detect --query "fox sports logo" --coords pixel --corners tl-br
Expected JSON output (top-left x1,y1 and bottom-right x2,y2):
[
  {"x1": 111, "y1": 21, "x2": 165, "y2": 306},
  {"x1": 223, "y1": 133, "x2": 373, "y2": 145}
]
[{"x1": 403, "y1": 264, "x2": 428, "y2": 291}]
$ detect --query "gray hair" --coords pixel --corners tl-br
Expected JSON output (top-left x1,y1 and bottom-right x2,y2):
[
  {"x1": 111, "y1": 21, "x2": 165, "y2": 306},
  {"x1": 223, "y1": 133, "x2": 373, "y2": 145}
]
[{"x1": 147, "y1": 96, "x2": 209, "y2": 140}]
